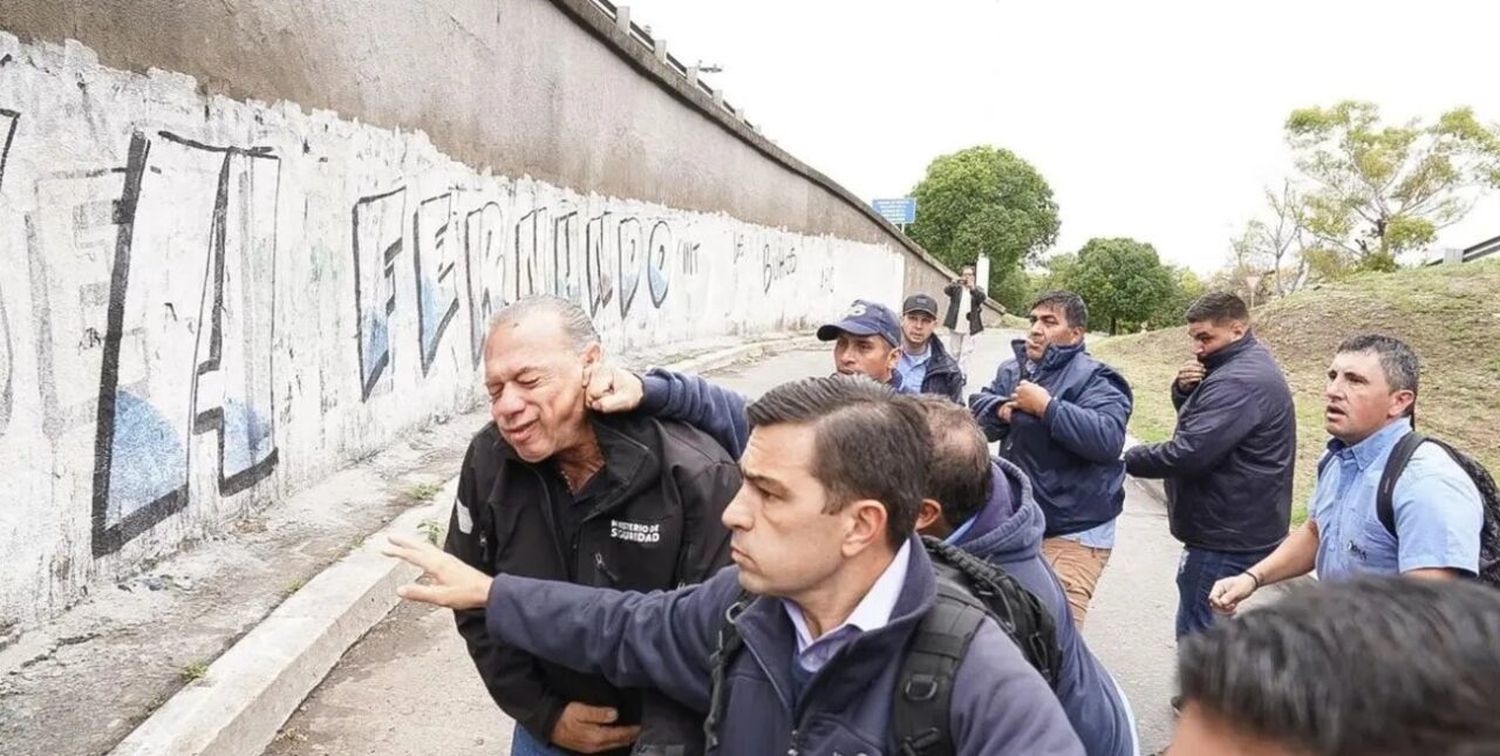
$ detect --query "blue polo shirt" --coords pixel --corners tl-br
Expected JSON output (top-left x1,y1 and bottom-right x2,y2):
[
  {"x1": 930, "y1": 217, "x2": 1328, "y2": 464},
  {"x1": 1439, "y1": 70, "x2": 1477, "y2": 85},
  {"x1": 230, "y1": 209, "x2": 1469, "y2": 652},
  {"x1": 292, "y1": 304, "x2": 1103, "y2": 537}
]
[
  {"x1": 896, "y1": 345, "x2": 932, "y2": 392},
  {"x1": 1311, "y1": 418, "x2": 1483, "y2": 580}
]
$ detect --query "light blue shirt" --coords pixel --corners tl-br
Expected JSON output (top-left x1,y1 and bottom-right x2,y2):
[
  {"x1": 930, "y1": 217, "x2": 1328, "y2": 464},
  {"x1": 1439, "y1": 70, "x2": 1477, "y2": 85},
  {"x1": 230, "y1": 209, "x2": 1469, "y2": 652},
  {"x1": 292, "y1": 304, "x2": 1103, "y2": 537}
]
[
  {"x1": 1311, "y1": 418, "x2": 1483, "y2": 580},
  {"x1": 1057, "y1": 518, "x2": 1117, "y2": 549},
  {"x1": 896, "y1": 345, "x2": 932, "y2": 394},
  {"x1": 783, "y1": 541, "x2": 910, "y2": 675}
]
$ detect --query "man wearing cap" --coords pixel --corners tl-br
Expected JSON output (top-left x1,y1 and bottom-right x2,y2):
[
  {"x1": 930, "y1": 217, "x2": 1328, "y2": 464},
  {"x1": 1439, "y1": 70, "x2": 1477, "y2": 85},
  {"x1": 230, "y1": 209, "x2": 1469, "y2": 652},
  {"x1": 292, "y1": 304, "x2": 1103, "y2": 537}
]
[
  {"x1": 897, "y1": 293, "x2": 964, "y2": 402},
  {"x1": 815, "y1": 299, "x2": 914, "y2": 393}
]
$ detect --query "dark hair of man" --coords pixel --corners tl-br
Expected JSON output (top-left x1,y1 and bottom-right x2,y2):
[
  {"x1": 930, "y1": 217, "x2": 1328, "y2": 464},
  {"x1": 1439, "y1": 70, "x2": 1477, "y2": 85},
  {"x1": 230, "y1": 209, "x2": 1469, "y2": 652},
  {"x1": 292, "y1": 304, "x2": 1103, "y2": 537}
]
[
  {"x1": 1029, "y1": 290, "x2": 1089, "y2": 330},
  {"x1": 745, "y1": 375, "x2": 930, "y2": 547},
  {"x1": 1183, "y1": 291, "x2": 1249, "y2": 325},
  {"x1": 1176, "y1": 576, "x2": 1500, "y2": 755},
  {"x1": 911, "y1": 396, "x2": 992, "y2": 528},
  {"x1": 1336, "y1": 333, "x2": 1420, "y2": 419}
]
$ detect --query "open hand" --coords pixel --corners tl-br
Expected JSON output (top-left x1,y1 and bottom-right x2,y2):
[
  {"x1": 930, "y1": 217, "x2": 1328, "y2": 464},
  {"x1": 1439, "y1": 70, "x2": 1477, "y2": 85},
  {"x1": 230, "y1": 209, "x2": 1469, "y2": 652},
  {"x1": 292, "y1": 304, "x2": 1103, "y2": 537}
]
[
  {"x1": 383, "y1": 534, "x2": 491, "y2": 610},
  {"x1": 583, "y1": 363, "x2": 645, "y2": 413}
]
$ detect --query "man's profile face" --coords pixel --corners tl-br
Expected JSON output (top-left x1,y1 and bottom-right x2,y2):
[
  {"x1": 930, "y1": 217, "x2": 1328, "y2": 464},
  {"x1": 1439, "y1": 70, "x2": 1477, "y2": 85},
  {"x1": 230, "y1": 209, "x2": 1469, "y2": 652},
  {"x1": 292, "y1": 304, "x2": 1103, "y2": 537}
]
[
  {"x1": 721, "y1": 424, "x2": 850, "y2": 597},
  {"x1": 1187, "y1": 318, "x2": 1247, "y2": 359},
  {"x1": 1324, "y1": 350, "x2": 1410, "y2": 444},
  {"x1": 482, "y1": 313, "x2": 597, "y2": 461},
  {"x1": 1025, "y1": 304, "x2": 1083, "y2": 362},
  {"x1": 902, "y1": 312, "x2": 937, "y2": 349},
  {"x1": 833, "y1": 332, "x2": 898, "y2": 382},
  {"x1": 1168, "y1": 700, "x2": 1294, "y2": 756}
]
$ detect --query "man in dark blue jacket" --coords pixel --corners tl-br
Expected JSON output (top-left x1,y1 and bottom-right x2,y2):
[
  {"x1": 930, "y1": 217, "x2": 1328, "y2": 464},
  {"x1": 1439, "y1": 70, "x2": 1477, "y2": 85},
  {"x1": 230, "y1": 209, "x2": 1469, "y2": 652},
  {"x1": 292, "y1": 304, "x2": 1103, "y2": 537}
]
[
  {"x1": 896, "y1": 293, "x2": 965, "y2": 402},
  {"x1": 1123, "y1": 292, "x2": 1295, "y2": 640},
  {"x1": 912, "y1": 396, "x2": 1138, "y2": 756},
  {"x1": 389, "y1": 376, "x2": 1084, "y2": 755},
  {"x1": 969, "y1": 291, "x2": 1133, "y2": 628}
]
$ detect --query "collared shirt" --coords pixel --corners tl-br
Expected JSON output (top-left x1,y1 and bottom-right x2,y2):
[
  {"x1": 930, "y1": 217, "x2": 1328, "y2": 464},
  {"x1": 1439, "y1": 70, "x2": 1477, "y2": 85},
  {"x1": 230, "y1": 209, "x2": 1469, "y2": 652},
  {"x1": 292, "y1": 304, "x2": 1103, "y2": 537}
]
[
  {"x1": 782, "y1": 541, "x2": 911, "y2": 675},
  {"x1": 1311, "y1": 418, "x2": 1482, "y2": 580},
  {"x1": 896, "y1": 343, "x2": 933, "y2": 392}
]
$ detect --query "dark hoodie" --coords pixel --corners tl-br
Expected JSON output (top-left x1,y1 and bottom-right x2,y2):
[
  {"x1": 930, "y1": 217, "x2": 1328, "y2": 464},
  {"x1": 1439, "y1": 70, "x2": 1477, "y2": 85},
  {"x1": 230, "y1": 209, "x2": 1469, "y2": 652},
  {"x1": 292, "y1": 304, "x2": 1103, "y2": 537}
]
[{"x1": 950, "y1": 457, "x2": 1137, "y2": 756}]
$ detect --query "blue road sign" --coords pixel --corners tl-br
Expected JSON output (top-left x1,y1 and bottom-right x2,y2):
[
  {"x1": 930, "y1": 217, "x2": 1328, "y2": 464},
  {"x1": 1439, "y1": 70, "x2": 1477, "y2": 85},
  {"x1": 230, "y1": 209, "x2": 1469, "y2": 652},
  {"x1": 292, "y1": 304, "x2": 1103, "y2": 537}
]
[{"x1": 872, "y1": 197, "x2": 916, "y2": 225}]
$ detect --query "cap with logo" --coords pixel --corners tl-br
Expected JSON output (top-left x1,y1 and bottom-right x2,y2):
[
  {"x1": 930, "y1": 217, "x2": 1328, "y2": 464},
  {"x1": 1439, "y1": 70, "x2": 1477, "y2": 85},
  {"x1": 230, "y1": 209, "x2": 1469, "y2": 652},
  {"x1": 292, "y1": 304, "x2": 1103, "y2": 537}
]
[
  {"x1": 816, "y1": 299, "x2": 902, "y2": 348},
  {"x1": 902, "y1": 293, "x2": 939, "y2": 318}
]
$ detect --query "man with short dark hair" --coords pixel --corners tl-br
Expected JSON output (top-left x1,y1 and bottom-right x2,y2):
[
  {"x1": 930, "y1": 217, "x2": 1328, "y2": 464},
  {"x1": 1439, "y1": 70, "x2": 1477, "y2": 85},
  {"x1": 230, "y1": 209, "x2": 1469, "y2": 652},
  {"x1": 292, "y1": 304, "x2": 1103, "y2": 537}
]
[
  {"x1": 911, "y1": 397, "x2": 1138, "y2": 756},
  {"x1": 943, "y1": 266, "x2": 986, "y2": 370},
  {"x1": 970, "y1": 290, "x2": 1133, "y2": 628},
  {"x1": 1124, "y1": 291, "x2": 1296, "y2": 641},
  {"x1": 1171, "y1": 577, "x2": 1500, "y2": 755},
  {"x1": 446, "y1": 295, "x2": 741, "y2": 756},
  {"x1": 896, "y1": 293, "x2": 964, "y2": 402},
  {"x1": 1208, "y1": 335, "x2": 1483, "y2": 615},
  {"x1": 817, "y1": 299, "x2": 914, "y2": 392},
  {"x1": 390, "y1": 376, "x2": 1084, "y2": 755}
]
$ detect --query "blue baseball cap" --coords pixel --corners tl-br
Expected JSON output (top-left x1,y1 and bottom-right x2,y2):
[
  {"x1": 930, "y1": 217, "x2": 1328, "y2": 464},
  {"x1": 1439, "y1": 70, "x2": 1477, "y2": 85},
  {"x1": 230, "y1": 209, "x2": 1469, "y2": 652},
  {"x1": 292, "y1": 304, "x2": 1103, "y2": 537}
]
[{"x1": 817, "y1": 299, "x2": 902, "y2": 348}]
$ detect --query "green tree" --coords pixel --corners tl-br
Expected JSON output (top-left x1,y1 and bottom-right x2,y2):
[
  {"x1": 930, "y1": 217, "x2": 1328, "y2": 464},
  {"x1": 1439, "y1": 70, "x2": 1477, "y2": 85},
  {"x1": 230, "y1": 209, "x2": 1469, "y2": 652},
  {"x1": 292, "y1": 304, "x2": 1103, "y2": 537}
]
[
  {"x1": 1285, "y1": 101, "x2": 1500, "y2": 271},
  {"x1": 907, "y1": 146, "x2": 1061, "y2": 293},
  {"x1": 1057, "y1": 238, "x2": 1176, "y2": 334}
]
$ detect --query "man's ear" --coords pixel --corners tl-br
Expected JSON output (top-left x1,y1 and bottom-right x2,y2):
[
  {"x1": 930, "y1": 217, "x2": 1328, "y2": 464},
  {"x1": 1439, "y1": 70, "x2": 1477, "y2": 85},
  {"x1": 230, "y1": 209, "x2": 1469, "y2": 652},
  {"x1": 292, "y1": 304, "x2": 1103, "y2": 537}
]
[
  {"x1": 581, "y1": 342, "x2": 603, "y2": 366},
  {"x1": 842, "y1": 499, "x2": 891, "y2": 557},
  {"x1": 915, "y1": 499, "x2": 946, "y2": 535}
]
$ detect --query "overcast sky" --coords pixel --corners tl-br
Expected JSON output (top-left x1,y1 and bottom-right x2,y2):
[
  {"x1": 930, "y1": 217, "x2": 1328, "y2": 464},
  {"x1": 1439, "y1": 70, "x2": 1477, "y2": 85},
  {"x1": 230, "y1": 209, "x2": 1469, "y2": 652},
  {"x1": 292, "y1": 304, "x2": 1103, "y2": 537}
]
[{"x1": 625, "y1": 0, "x2": 1500, "y2": 272}]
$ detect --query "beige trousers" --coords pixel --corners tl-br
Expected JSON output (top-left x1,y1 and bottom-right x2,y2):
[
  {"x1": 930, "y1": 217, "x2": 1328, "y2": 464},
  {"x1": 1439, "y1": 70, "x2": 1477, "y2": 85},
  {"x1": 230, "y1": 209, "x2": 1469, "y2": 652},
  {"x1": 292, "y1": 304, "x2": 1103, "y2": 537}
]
[{"x1": 1040, "y1": 536, "x2": 1113, "y2": 629}]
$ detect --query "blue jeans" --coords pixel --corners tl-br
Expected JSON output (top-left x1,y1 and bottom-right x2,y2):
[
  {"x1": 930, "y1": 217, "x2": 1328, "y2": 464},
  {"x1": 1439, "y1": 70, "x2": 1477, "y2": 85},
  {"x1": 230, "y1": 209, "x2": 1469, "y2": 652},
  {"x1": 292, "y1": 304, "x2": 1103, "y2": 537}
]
[
  {"x1": 511, "y1": 724, "x2": 566, "y2": 756},
  {"x1": 1175, "y1": 546, "x2": 1273, "y2": 639}
]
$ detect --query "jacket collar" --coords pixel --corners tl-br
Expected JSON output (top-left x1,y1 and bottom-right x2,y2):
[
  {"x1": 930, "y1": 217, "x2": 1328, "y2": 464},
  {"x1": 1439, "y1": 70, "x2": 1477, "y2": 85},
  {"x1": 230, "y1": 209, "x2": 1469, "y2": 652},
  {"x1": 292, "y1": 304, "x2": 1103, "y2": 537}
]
[
  {"x1": 1201, "y1": 332, "x2": 1259, "y2": 371},
  {"x1": 923, "y1": 334, "x2": 960, "y2": 377},
  {"x1": 732, "y1": 535, "x2": 937, "y2": 713},
  {"x1": 1009, "y1": 337, "x2": 1088, "y2": 374},
  {"x1": 491, "y1": 413, "x2": 658, "y2": 517}
]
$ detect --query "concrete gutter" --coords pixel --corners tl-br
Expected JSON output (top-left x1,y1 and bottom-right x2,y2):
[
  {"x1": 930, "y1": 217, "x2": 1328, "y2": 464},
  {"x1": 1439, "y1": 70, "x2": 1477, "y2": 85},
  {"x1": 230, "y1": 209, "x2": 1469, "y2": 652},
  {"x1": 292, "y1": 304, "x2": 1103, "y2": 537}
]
[{"x1": 108, "y1": 334, "x2": 817, "y2": 756}]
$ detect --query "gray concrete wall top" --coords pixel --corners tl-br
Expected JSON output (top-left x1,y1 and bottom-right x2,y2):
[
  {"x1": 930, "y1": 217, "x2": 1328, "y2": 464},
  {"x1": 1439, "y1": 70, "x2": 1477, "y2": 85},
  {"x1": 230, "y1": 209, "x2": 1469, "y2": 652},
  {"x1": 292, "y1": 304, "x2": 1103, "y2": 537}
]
[{"x1": 4, "y1": 0, "x2": 963, "y2": 284}]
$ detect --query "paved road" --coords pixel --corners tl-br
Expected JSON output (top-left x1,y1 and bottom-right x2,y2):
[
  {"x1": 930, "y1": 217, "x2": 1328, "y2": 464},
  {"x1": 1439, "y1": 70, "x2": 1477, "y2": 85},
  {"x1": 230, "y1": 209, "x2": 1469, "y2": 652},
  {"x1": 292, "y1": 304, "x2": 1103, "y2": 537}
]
[{"x1": 268, "y1": 332, "x2": 1192, "y2": 755}]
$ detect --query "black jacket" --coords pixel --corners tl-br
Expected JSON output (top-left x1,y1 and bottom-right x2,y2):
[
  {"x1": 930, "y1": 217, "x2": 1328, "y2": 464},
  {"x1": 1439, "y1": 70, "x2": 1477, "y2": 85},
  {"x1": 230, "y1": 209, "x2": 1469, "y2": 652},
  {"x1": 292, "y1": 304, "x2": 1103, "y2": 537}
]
[
  {"x1": 943, "y1": 281, "x2": 987, "y2": 335},
  {"x1": 1123, "y1": 333, "x2": 1296, "y2": 553},
  {"x1": 918, "y1": 334, "x2": 965, "y2": 402},
  {"x1": 445, "y1": 413, "x2": 740, "y2": 754}
]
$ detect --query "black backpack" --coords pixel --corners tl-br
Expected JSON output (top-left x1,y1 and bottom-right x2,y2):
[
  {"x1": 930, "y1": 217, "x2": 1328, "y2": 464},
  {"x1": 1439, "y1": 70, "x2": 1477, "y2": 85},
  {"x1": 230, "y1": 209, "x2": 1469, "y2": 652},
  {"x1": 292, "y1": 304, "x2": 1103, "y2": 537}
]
[
  {"x1": 702, "y1": 536, "x2": 1062, "y2": 755},
  {"x1": 1318, "y1": 432, "x2": 1500, "y2": 587}
]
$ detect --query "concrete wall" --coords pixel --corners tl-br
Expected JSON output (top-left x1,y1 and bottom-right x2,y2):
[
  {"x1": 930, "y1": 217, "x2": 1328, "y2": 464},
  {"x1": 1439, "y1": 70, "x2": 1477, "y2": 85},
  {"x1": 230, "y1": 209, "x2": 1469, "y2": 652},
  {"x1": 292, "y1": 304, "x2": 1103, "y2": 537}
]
[{"x1": 0, "y1": 0, "x2": 959, "y2": 629}]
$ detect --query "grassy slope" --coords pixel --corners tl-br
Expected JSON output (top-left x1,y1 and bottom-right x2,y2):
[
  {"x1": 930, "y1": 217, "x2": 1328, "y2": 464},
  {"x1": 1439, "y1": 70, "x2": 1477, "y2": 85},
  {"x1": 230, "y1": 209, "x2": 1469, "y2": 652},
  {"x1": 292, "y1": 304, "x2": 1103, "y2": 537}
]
[{"x1": 1092, "y1": 259, "x2": 1500, "y2": 523}]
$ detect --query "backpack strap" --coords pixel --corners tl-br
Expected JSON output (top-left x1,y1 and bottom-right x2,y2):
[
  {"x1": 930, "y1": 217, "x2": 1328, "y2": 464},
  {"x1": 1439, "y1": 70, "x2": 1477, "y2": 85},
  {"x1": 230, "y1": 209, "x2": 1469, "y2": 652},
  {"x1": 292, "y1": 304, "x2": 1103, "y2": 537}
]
[
  {"x1": 892, "y1": 583, "x2": 987, "y2": 756},
  {"x1": 1376, "y1": 432, "x2": 1428, "y2": 536},
  {"x1": 702, "y1": 591, "x2": 753, "y2": 751}
]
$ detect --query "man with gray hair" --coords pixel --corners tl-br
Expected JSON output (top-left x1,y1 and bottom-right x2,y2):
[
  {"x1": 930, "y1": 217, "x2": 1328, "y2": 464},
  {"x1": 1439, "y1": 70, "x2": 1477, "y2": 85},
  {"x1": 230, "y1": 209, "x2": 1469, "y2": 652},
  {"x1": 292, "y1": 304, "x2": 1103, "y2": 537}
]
[
  {"x1": 445, "y1": 295, "x2": 741, "y2": 756},
  {"x1": 1208, "y1": 334, "x2": 1484, "y2": 616}
]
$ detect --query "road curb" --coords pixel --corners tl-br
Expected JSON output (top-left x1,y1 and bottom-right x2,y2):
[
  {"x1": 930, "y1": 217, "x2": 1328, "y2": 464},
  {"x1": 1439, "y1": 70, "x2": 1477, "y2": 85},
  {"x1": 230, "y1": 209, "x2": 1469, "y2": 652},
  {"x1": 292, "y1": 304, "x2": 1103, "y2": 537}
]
[{"x1": 108, "y1": 333, "x2": 815, "y2": 756}]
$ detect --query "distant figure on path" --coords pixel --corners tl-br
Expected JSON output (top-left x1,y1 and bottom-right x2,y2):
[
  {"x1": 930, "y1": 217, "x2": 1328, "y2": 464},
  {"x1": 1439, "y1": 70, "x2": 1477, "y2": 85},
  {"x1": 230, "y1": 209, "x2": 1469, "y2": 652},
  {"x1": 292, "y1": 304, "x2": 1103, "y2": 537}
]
[{"x1": 943, "y1": 265, "x2": 986, "y2": 370}]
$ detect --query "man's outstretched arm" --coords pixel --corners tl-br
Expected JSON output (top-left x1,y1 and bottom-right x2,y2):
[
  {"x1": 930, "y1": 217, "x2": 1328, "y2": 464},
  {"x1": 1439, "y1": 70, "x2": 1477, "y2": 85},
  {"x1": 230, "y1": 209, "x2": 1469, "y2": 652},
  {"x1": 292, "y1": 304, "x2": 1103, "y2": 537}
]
[{"x1": 387, "y1": 535, "x2": 732, "y2": 714}]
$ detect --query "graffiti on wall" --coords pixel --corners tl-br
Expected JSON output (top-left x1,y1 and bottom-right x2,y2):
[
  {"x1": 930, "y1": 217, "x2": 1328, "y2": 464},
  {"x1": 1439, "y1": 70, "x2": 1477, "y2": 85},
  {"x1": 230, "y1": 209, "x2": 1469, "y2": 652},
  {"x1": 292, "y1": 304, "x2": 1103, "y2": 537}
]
[
  {"x1": 86, "y1": 131, "x2": 281, "y2": 556},
  {"x1": 359, "y1": 196, "x2": 696, "y2": 390}
]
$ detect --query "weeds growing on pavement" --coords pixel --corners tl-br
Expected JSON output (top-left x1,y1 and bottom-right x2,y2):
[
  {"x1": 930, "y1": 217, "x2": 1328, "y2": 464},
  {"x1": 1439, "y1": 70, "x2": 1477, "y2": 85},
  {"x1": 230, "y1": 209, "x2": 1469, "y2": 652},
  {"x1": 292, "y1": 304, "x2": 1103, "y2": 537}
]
[{"x1": 180, "y1": 661, "x2": 209, "y2": 684}]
